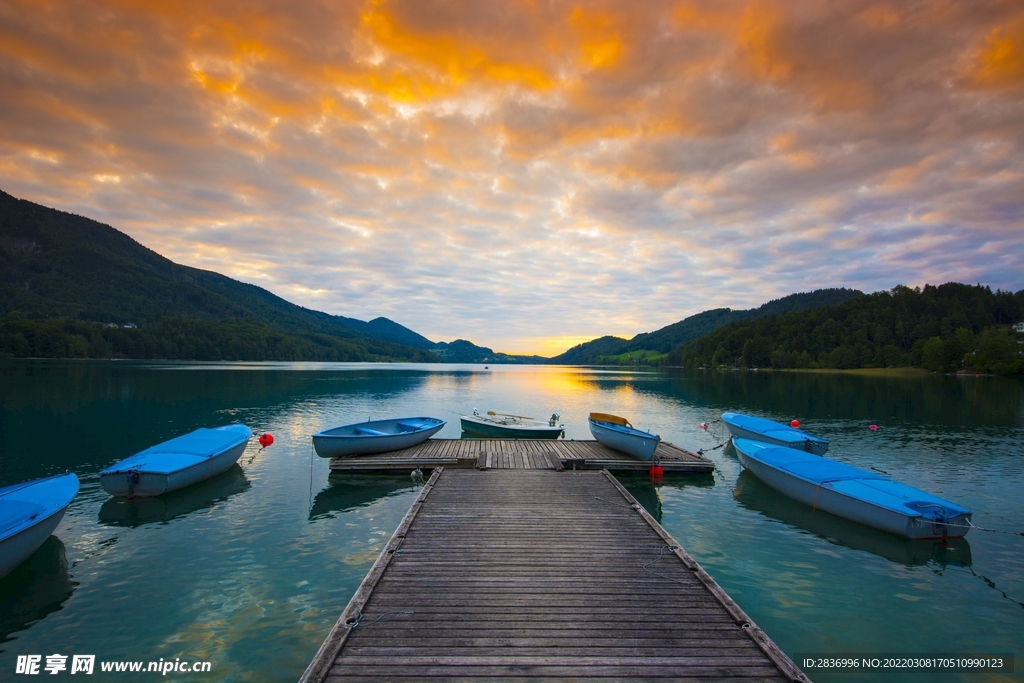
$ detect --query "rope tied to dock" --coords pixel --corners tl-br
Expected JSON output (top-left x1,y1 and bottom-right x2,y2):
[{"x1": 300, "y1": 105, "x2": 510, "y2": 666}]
[
  {"x1": 642, "y1": 544, "x2": 694, "y2": 589},
  {"x1": 346, "y1": 608, "x2": 415, "y2": 628},
  {"x1": 593, "y1": 495, "x2": 641, "y2": 510}
]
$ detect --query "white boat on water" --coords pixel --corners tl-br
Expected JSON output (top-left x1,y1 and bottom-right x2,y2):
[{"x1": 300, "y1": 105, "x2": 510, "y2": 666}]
[
  {"x1": 313, "y1": 417, "x2": 446, "y2": 458},
  {"x1": 99, "y1": 424, "x2": 252, "y2": 498},
  {"x1": 460, "y1": 411, "x2": 565, "y2": 439},
  {"x1": 732, "y1": 438, "x2": 971, "y2": 539},
  {"x1": 0, "y1": 472, "x2": 79, "y2": 579},
  {"x1": 588, "y1": 413, "x2": 661, "y2": 461}
]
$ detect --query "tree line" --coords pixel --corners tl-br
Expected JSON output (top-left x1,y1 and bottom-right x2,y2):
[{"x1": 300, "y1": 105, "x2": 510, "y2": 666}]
[
  {"x1": 0, "y1": 314, "x2": 438, "y2": 362},
  {"x1": 664, "y1": 283, "x2": 1024, "y2": 375}
]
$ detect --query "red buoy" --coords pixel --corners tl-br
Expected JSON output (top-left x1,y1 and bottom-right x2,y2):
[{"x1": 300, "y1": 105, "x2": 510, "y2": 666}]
[
  {"x1": 650, "y1": 464, "x2": 664, "y2": 484},
  {"x1": 790, "y1": 419, "x2": 801, "y2": 428},
  {"x1": 869, "y1": 424, "x2": 878, "y2": 431},
  {"x1": 258, "y1": 433, "x2": 274, "y2": 447}
]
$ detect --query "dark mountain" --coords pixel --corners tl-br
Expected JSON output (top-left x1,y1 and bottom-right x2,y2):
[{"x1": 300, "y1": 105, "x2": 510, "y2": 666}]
[
  {"x1": 549, "y1": 335, "x2": 630, "y2": 365},
  {"x1": 362, "y1": 317, "x2": 435, "y2": 349},
  {"x1": 432, "y1": 339, "x2": 547, "y2": 364},
  {"x1": 550, "y1": 288, "x2": 864, "y2": 364},
  {"x1": 0, "y1": 189, "x2": 438, "y2": 362},
  {"x1": 666, "y1": 283, "x2": 1024, "y2": 374}
]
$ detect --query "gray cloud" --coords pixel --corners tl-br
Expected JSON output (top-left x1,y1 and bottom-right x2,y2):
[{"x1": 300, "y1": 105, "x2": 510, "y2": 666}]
[{"x1": 1, "y1": 0, "x2": 1022, "y2": 354}]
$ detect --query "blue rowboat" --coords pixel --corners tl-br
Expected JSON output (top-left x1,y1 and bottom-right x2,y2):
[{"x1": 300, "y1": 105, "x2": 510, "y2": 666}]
[
  {"x1": 722, "y1": 411, "x2": 829, "y2": 455},
  {"x1": 588, "y1": 413, "x2": 661, "y2": 461},
  {"x1": 460, "y1": 411, "x2": 564, "y2": 439},
  {"x1": 313, "y1": 417, "x2": 446, "y2": 458},
  {"x1": 0, "y1": 472, "x2": 79, "y2": 579},
  {"x1": 732, "y1": 438, "x2": 971, "y2": 539},
  {"x1": 100, "y1": 424, "x2": 252, "y2": 498}
]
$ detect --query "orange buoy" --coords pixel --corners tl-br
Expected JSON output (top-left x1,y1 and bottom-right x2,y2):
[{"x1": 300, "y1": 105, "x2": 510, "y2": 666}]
[
  {"x1": 790, "y1": 419, "x2": 801, "y2": 428},
  {"x1": 258, "y1": 433, "x2": 274, "y2": 447}
]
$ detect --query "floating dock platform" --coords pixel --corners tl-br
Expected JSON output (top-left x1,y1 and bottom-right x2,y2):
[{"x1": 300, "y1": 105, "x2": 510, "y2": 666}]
[
  {"x1": 301, "y1": 466, "x2": 809, "y2": 682},
  {"x1": 328, "y1": 438, "x2": 715, "y2": 474}
]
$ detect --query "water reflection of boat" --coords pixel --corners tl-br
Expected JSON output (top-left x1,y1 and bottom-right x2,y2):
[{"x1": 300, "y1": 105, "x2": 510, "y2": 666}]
[
  {"x1": 734, "y1": 470, "x2": 971, "y2": 567},
  {"x1": 309, "y1": 474, "x2": 417, "y2": 520},
  {"x1": 0, "y1": 536, "x2": 76, "y2": 642},
  {"x1": 98, "y1": 465, "x2": 250, "y2": 528}
]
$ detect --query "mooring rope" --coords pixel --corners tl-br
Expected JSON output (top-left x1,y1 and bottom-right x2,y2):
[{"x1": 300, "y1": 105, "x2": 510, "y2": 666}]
[
  {"x1": 641, "y1": 545, "x2": 693, "y2": 588},
  {"x1": 695, "y1": 441, "x2": 727, "y2": 456},
  {"x1": 927, "y1": 518, "x2": 1024, "y2": 537},
  {"x1": 594, "y1": 495, "x2": 641, "y2": 510},
  {"x1": 348, "y1": 609, "x2": 415, "y2": 628}
]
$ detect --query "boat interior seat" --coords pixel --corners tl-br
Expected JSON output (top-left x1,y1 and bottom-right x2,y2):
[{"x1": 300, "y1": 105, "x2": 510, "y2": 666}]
[
  {"x1": 354, "y1": 427, "x2": 388, "y2": 436},
  {"x1": 396, "y1": 422, "x2": 421, "y2": 432}
]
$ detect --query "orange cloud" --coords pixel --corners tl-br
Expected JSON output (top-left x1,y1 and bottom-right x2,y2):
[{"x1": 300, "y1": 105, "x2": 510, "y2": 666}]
[{"x1": 968, "y1": 19, "x2": 1024, "y2": 90}]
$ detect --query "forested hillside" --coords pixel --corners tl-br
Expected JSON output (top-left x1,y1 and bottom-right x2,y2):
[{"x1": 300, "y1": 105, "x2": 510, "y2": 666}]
[
  {"x1": 0, "y1": 190, "x2": 438, "y2": 361},
  {"x1": 666, "y1": 283, "x2": 1024, "y2": 375},
  {"x1": 551, "y1": 288, "x2": 863, "y2": 365}
]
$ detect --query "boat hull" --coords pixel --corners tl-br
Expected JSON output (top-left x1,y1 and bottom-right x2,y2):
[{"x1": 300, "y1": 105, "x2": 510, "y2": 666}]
[
  {"x1": 460, "y1": 417, "x2": 563, "y2": 439},
  {"x1": 313, "y1": 417, "x2": 445, "y2": 458},
  {"x1": 588, "y1": 419, "x2": 660, "y2": 461},
  {"x1": 0, "y1": 473, "x2": 79, "y2": 579},
  {"x1": 722, "y1": 412, "x2": 829, "y2": 455},
  {"x1": 733, "y1": 438, "x2": 971, "y2": 539},
  {"x1": 99, "y1": 425, "x2": 252, "y2": 498}
]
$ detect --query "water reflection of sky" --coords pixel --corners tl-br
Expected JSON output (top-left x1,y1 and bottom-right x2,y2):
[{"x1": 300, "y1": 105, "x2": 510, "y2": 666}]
[{"x1": 0, "y1": 360, "x2": 1022, "y2": 682}]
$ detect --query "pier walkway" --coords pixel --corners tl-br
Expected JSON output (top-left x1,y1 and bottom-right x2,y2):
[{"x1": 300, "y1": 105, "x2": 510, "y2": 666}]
[
  {"x1": 301, "y1": 467, "x2": 809, "y2": 682},
  {"x1": 328, "y1": 438, "x2": 715, "y2": 474}
]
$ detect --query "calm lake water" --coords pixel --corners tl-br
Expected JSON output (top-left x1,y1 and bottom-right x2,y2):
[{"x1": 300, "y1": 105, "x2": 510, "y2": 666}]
[{"x1": 1, "y1": 360, "x2": 1022, "y2": 681}]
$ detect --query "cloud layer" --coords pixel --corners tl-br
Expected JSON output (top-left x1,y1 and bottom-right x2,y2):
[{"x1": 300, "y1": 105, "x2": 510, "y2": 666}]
[{"x1": 1, "y1": 0, "x2": 1022, "y2": 354}]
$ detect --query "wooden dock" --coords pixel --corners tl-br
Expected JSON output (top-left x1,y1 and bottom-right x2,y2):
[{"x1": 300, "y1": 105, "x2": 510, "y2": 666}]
[
  {"x1": 301, "y1": 467, "x2": 809, "y2": 682},
  {"x1": 328, "y1": 439, "x2": 715, "y2": 474}
]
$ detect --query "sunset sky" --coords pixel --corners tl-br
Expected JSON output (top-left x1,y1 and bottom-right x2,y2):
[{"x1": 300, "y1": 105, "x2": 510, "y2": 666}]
[{"x1": 1, "y1": 1, "x2": 1022, "y2": 355}]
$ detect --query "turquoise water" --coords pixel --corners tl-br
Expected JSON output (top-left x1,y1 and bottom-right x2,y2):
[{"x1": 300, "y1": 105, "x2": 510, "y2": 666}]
[{"x1": 1, "y1": 361, "x2": 1022, "y2": 681}]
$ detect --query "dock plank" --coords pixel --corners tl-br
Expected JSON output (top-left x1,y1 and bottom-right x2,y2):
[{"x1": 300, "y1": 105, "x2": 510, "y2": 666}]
[{"x1": 301, "y1": 469, "x2": 807, "y2": 682}]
